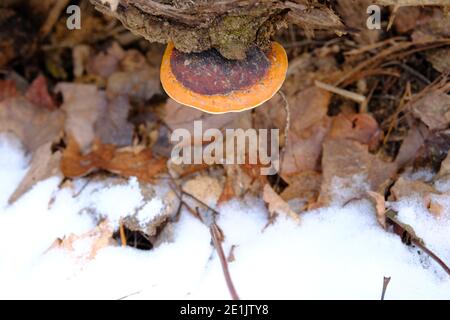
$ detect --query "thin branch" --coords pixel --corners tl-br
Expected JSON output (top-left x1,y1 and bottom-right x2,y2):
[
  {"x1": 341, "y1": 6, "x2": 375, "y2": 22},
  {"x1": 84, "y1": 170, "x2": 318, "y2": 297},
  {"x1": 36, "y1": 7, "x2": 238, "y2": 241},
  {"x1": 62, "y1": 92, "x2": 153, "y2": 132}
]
[
  {"x1": 210, "y1": 222, "x2": 240, "y2": 300},
  {"x1": 381, "y1": 276, "x2": 391, "y2": 300}
]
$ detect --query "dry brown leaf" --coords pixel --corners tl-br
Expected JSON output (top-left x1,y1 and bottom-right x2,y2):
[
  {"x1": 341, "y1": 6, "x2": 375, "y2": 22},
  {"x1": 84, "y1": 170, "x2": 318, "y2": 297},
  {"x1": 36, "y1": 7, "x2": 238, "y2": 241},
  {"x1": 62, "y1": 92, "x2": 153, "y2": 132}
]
[
  {"x1": 94, "y1": 94, "x2": 133, "y2": 147},
  {"x1": 0, "y1": 79, "x2": 18, "y2": 101},
  {"x1": 8, "y1": 142, "x2": 62, "y2": 204},
  {"x1": 61, "y1": 138, "x2": 167, "y2": 182},
  {"x1": 56, "y1": 83, "x2": 106, "y2": 152},
  {"x1": 86, "y1": 41, "x2": 125, "y2": 78},
  {"x1": 281, "y1": 171, "x2": 322, "y2": 204},
  {"x1": 336, "y1": 0, "x2": 380, "y2": 44},
  {"x1": 318, "y1": 138, "x2": 397, "y2": 206},
  {"x1": 424, "y1": 194, "x2": 444, "y2": 217},
  {"x1": 50, "y1": 220, "x2": 114, "y2": 260},
  {"x1": 107, "y1": 68, "x2": 160, "y2": 103},
  {"x1": 162, "y1": 99, "x2": 252, "y2": 144},
  {"x1": 25, "y1": 75, "x2": 56, "y2": 111},
  {"x1": 410, "y1": 91, "x2": 450, "y2": 131},
  {"x1": 438, "y1": 153, "x2": 450, "y2": 178},
  {"x1": 426, "y1": 48, "x2": 450, "y2": 73},
  {"x1": 56, "y1": 82, "x2": 134, "y2": 150},
  {"x1": 218, "y1": 173, "x2": 236, "y2": 205},
  {"x1": 395, "y1": 121, "x2": 429, "y2": 168},
  {"x1": 328, "y1": 113, "x2": 381, "y2": 146},
  {"x1": 367, "y1": 191, "x2": 387, "y2": 229},
  {"x1": 0, "y1": 97, "x2": 64, "y2": 153},
  {"x1": 263, "y1": 184, "x2": 300, "y2": 223},
  {"x1": 414, "y1": 129, "x2": 450, "y2": 171},
  {"x1": 280, "y1": 87, "x2": 332, "y2": 181},
  {"x1": 390, "y1": 176, "x2": 438, "y2": 200},
  {"x1": 182, "y1": 175, "x2": 224, "y2": 208}
]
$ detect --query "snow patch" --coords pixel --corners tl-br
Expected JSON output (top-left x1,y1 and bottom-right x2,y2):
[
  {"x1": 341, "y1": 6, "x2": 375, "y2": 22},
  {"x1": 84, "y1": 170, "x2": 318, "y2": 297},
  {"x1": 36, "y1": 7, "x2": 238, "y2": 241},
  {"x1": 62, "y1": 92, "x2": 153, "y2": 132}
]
[{"x1": 0, "y1": 135, "x2": 449, "y2": 299}]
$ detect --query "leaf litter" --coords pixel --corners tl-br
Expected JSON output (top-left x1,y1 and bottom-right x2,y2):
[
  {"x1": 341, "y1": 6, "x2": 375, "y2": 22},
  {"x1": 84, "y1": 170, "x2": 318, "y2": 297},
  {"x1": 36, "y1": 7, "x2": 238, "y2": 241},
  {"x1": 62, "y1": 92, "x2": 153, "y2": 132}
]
[{"x1": 0, "y1": 0, "x2": 450, "y2": 299}]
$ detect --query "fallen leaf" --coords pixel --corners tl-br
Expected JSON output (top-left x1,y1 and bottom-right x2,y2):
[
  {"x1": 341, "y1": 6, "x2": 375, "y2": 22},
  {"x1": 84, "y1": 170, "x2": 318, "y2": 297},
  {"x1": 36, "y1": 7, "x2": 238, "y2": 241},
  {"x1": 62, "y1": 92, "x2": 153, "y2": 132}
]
[
  {"x1": 426, "y1": 48, "x2": 450, "y2": 73},
  {"x1": 49, "y1": 220, "x2": 114, "y2": 260},
  {"x1": 281, "y1": 171, "x2": 322, "y2": 204},
  {"x1": 410, "y1": 91, "x2": 450, "y2": 131},
  {"x1": 263, "y1": 184, "x2": 300, "y2": 223},
  {"x1": 86, "y1": 41, "x2": 125, "y2": 78},
  {"x1": 0, "y1": 79, "x2": 18, "y2": 101},
  {"x1": 61, "y1": 138, "x2": 167, "y2": 182},
  {"x1": 413, "y1": 129, "x2": 450, "y2": 171},
  {"x1": 395, "y1": 121, "x2": 429, "y2": 168},
  {"x1": 367, "y1": 191, "x2": 387, "y2": 229},
  {"x1": 336, "y1": 0, "x2": 379, "y2": 44},
  {"x1": 56, "y1": 83, "x2": 106, "y2": 152},
  {"x1": 182, "y1": 175, "x2": 224, "y2": 208},
  {"x1": 390, "y1": 177, "x2": 438, "y2": 200},
  {"x1": 278, "y1": 87, "x2": 332, "y2": 181},
  {"x1": 8, "y1": 142, "x2": 62, "y2": 204},
  {"x1": 56, "y1": 82, "x2": 134, "y2": 150},
  {"x1": 218, "y1": 174, "x2": 236, "y2": 205},
  {"x1": 94, "y1": 94, "x2": 133, "y2": 147},
  {"x1": 328, "y1": 113, "x2": 381, "y2": 145},
  {"x1": 162, "y1": 99, "x2": 252, "y2": 145},
  {"x1": 72, "y1": 44, "x2": 91, "y2": 78},
  {"x1": 424, "y1": 194, "x2": 444, "y2": 217},
  {"x1": 107, "y1": 68, "x2": 160, "y2": 102},
  {"x1": 25, "y1": 75, "x2": 56, "y2": 110},
  {"x1": 0, "y1": 97, "x2": 64, "y2": 153},
  {"x1": 318, "y1": 138, "x2": 397, "y2": 206}
]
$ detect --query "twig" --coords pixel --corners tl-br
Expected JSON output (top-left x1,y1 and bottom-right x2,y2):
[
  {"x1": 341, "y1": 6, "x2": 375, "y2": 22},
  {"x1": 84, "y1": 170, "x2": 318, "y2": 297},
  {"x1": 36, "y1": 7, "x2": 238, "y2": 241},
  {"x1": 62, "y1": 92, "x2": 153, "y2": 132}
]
[
  {"x1": 386, "y1": 215, "x2": 450, "y2": 276},
  {"x1": 39, "y1": 0, "x2": 70, "y2": 38},
  {"x1": 381, "y1": 276, "x2": 391, "y2": 300},
  {"x1": 117, "y1": 291, "x2": 141, "y2": 300},
  {"x1": 119, "y1": 220, "x2": 127, "y2": 247},
  {"x1": 210, "y1": 222, "x2": 240, "y2": 300},
  {"x1": 315, "y1": 80, "x2": 366, "y2": 104},
  {"x1": 276, "y1": 91, "x2": 290, "y2": 186},
  {"x1": 412, "y1": 239, "x2": 450, "y2": 276}
]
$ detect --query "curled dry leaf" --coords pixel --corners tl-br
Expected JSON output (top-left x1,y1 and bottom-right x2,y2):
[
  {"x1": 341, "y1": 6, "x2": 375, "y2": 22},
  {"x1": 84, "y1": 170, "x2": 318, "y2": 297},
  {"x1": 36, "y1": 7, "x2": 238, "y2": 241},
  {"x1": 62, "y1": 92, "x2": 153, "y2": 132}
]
[
  {"x1": 367, "y1": 191, "x2": 387, "y2": 229},
  {"x1": 395, "y1": 121, "x2": 429, "y2": 168},
  {"x1": 263, "y1": 184, "x2": 300, "y2": 223},
  {"x1": 318, "y1": 138, "x2": 397, "y2": 206},
  {"x1": 0, "y1": 97, "x2": 64, "y2": 153},
  {"x1": 61, "y1": 138, "x2": 167, "y2": 182},
  {"x1": 389, "y1": 176, "x2": 438, "y2": 200},
  {"x1": 25, "y1": 75, "x2": 56, "y2": 111},
  {"x1": 328, "y1": 113, "x2": 381, "y2": 146},
  {"x1": 409, "y1": 91, "x2": 450, "y2": 131},
  {"x1": 49, "y1": 220, "x2": 114, "y2": 260},
  {"x1": 56, "y1": 83, "x2": 106, "y2": 152},
  {"x1": 8, "y1": 142, "x2": 62, "y2": 204}
]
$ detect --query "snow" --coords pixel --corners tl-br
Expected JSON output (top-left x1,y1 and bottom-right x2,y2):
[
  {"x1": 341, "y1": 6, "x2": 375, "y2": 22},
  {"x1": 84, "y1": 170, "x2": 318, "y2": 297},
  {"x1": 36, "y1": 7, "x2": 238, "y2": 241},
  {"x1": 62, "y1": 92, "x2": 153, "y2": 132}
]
[{"x1": 0, "y1": 134, "x2": 449, "y2": 299}]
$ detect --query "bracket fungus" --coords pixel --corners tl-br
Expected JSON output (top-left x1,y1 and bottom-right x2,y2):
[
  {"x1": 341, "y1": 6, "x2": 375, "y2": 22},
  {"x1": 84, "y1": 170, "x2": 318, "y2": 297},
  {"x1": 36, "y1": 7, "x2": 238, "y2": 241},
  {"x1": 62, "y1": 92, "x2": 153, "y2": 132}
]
[{"x1": 160, "y1": 42, "x2": 288, "y2": 114}]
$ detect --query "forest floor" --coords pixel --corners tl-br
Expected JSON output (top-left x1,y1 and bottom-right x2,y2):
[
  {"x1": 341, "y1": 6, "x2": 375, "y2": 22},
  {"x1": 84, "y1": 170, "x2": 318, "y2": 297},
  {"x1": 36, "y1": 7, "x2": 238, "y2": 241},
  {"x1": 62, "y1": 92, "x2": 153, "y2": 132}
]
[{"x1": 0, "y1": 1, "x2": 449, "y2": 299}]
